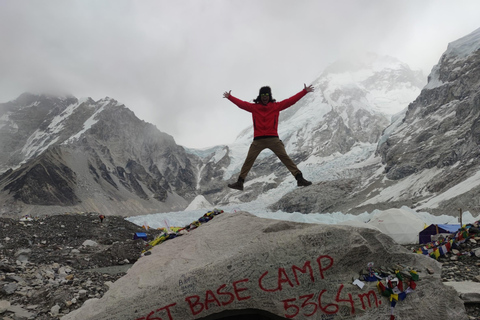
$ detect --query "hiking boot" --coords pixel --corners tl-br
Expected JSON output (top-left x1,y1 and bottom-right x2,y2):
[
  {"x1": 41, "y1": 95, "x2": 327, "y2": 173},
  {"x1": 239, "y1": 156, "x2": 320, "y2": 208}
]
[
  {"x1": 295, "y1": 173, "x2": 312, "y2": 187},
  {"x1": 228, "y1": 178, "x2": 244, "y2": 191}
]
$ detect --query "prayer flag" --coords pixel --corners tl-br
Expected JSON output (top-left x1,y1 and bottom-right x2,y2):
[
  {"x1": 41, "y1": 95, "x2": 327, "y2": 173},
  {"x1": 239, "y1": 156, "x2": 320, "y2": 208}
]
[
  {"x1": 409, "y1": 270, "x2": 419, "y2": 281},
  {"x1": 438, "y1": 246, "x2": 445, "y2": 256},
  {"x1": 445, "y1": 241, "x2": 452, "y2": 251},
  {"x1": 377, "y1": 281, "x2": 386, "y2": 292},
  {"x1": 409, "y1": 280, "x2": 416, "y2": 290},
  {"x1": 397, "y1": 280, "x2": 404, "y2": 292},
  {"x1": 395, "y1": 271, "x2": 403, "y2": 281},
  {"x1": 388, "y1": 279, "x2": 394, "y2": 289}
]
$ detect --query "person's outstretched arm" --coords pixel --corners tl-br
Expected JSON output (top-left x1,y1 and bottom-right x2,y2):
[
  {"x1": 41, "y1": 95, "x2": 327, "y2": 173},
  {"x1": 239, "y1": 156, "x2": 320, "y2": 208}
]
[
  {"x1": 277, "y1": 84, "x2": 315, "y2": 111},
  {"x1": 223, "y1": 90, "x2": 254, "y2": 112}
]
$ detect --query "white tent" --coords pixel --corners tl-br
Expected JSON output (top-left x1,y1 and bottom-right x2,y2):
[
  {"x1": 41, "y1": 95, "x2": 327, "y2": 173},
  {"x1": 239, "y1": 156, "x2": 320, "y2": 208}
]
[{"x1": 367, "y1": 208, "x2": 425, "y2": 244}]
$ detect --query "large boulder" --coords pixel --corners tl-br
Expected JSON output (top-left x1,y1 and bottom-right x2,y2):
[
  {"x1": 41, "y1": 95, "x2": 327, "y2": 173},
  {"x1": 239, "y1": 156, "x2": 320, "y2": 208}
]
[{"x1": 62, "y1": 212, "x2": 466, "y2": 320}]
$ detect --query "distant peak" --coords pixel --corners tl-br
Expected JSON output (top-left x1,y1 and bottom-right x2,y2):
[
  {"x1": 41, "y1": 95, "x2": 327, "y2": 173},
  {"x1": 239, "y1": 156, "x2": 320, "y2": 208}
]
[
  {"x1": 322, "y1": 53, "x2": 408, "y2": 76},
  {"x1": 12, "y1": 92, "x2": 77, "y2": 107}
]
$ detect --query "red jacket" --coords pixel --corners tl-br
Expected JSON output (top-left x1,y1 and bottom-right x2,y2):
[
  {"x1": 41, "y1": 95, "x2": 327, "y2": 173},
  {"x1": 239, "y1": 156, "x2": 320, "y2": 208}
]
[{"x1": 228, "y1": 89, "x2": 308, "y2": 138}]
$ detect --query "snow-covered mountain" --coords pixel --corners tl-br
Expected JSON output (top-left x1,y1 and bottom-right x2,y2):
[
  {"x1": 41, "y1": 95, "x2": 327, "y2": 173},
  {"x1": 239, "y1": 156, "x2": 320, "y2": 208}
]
[
  {"x1": 270, "y1": 27, "x2": 480, "y2": 216},
  {"x1": 189, "y1": 53, "x2": 425, "y2": 208},
  {"x1": 0, "y1": 51, "x2": 426, "y2": 217},
  {"x1": 0, "y1": 94, "x2": 199, "y2": 216}
]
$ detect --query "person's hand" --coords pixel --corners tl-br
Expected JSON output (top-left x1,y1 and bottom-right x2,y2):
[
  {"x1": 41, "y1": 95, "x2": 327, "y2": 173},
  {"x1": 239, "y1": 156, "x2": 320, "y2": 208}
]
[
  {"x1": 223, "y1": 90, "x2": 231, "y2": 98},
  {"x1": 304, "y1": 84, "x2": 314, "y2": 93}
]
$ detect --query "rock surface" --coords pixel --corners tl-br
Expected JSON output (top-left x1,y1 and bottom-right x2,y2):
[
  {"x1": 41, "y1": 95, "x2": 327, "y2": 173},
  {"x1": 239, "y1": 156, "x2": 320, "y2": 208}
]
[{"x1": 62, "y1": 212, "x2": 466, "y2": 320}]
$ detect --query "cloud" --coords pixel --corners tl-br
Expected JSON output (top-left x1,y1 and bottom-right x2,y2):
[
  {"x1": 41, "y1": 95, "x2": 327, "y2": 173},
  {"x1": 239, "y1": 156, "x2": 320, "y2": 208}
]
[{"x1": 1, "y1": 0, "x2": 480, "y2": 148}]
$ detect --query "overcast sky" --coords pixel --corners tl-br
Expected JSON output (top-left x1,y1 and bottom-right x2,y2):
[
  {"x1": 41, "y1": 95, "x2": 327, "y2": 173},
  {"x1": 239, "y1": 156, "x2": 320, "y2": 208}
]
[{"x1": 1, "y1": 1, "x2": 479, "y2": 149}]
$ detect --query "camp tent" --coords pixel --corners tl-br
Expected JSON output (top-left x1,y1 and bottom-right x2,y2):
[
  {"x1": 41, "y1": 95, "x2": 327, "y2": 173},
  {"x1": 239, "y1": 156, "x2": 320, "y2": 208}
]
[
  {"x1": 367, "y1": 208, "x2": 425, "y2": 244},
  {"x1": 419, "y1": 224, "x2": 461, "y2": 244},
  {"x1": 133, "y1": 232, "x2": 148, "y2": 241}
]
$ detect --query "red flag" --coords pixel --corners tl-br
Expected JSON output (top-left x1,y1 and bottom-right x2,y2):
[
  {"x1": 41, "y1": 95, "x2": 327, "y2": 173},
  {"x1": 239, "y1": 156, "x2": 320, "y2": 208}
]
[
  {"x1": 388, "y1": 279, "x2": 394, "y2": 289},
  {"x1": 397, "y1": 280, "x2": 404, "y2": 292},
  {"x1": 377, "y1": 281, "x2": 386, "y2": 293},
  {"x1": 409, "y1": 280, "x2": 416, "y2": 290}
]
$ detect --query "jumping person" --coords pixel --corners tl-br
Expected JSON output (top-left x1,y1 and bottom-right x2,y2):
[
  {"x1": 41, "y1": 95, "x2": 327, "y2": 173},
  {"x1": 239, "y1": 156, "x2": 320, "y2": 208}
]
[{"x1": 223, "y1": 84, "x2": 314, "y2": 191}]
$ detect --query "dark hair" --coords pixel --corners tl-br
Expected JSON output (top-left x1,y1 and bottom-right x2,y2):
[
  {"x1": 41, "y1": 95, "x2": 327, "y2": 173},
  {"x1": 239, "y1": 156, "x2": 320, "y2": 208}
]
[{"x1": 253, "y1": 86, "x2": 276, "y2": 104}]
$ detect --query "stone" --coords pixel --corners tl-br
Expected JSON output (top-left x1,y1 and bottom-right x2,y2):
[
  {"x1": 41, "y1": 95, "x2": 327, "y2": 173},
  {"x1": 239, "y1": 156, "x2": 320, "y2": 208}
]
[
  {"x1": 78, "y1": 290, "x2": 87, "y2": 299},
  {"x1": 26, "y1": 305, "x2": 39, "y2": 310},
  {"x1": 62, "y1": 212, "x2": 467, "y2": 320},
  {"x1": 6, "y1": 275, "x2": 24, "y2": 283},
  {"x1": 1, "y1": 283, "x2": 18, "y2": 295},
  {"x1": 0, "y1": 300, "x2": 11, "y2": 313},
  {"x1": 0, "y1": 263, "x2": 15, "y2": 273},
  {"x1": 6, "y1": 304, "x2": 34, "y2": 319},
  {"x1": 82, "y1": 240, "x2": 98, "y2": 247},
  {"x1": 472, "y1": 248, "x2": 480, "y2": 258},
  {"x1": 51, "y1": 304, "x2": 61, "y2": 317}
]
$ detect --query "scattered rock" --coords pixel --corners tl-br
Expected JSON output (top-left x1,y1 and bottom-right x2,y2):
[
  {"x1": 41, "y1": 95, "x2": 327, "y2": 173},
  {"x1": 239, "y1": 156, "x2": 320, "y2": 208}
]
[
  {"x1": 473, "y1": 248, "x2": 480, "y2": 258},
  {"x1": 81, "y1": 240, "x2": 98, "y2": 247},
  {"x1": 0, "y1": 212, "x2": 163, "y2": 319},
  {"x1": 1, "y1": 283, "x2": 17, "y2": 295},
  {"x1": 51, "y1": 304, "x2": 61, "y2": 317},
  {"x1": 0, "y1": 300, "x2": 11, "y2": 313}
]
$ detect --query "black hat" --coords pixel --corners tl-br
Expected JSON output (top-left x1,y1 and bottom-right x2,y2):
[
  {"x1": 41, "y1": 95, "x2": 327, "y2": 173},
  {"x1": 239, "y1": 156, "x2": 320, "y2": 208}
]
[{"x1": 259, "y1": 86, "x2": 271, "y2": 95}]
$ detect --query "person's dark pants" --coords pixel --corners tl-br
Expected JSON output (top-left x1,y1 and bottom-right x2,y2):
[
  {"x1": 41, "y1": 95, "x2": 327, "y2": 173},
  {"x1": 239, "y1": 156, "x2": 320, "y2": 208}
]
[{"x1": 239, "y1": 137, "x2": 301, "y2": 180}]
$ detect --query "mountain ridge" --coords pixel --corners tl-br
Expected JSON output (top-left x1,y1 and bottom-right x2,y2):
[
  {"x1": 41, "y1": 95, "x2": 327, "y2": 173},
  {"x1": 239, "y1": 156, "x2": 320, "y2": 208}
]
[{"x1": 0, "y1": 96, "x2": 198, "y2": 216}]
